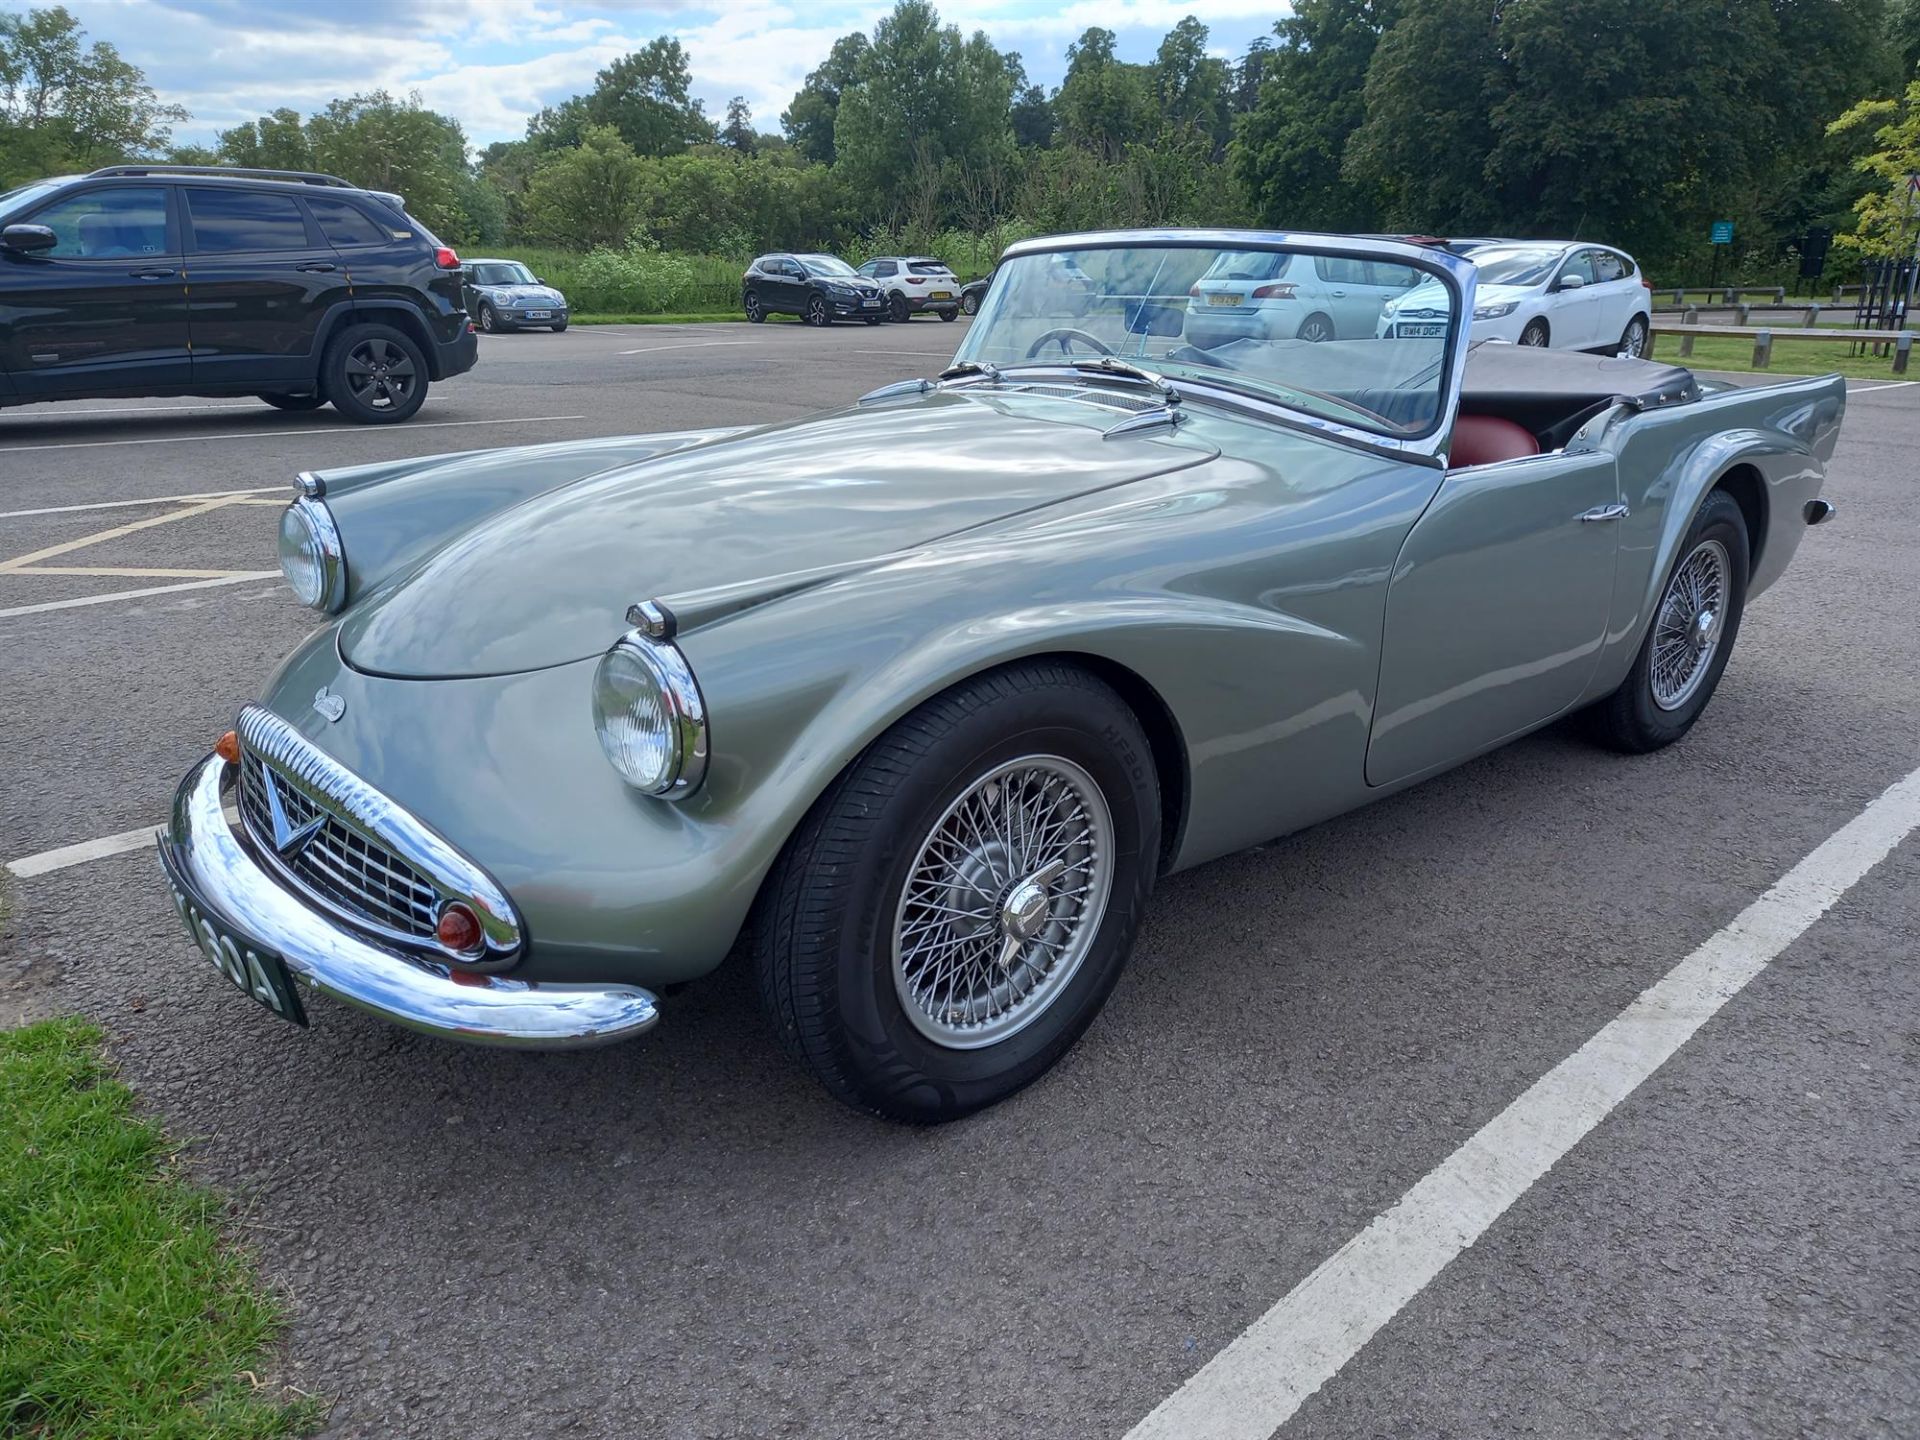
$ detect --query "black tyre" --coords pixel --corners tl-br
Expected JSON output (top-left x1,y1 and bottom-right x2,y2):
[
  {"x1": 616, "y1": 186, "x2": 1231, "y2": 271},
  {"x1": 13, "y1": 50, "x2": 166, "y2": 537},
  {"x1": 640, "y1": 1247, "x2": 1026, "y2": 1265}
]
[
  {"x1": 744, "y1": 290, "x2": 765, "y2": 323},
  {"x1": 551, "y1": 319, "x2": 569, "y2": 333},
  {"x1": 323, "y1": 323, "x2": 429, "y2": 424},
  {"x1": 1520, "y1": 318, "x2": 1550, "y2": 347},
  {"x1": 889, "y1": 292, "x2": 911, "y2": 323},
  {"x1": 805, "y1": 294, "x2": 830, "y2": 327},
  {"x1": 477, "y1": 302, "x2": 498, "y2": 334},
  {"x1": 939, "y1": 308, "x2": 958, "y2": 322},
  {"x1": 1296, "y1": 312, "x2": 1334, "y2": 342},
  {"x1": 1618, "y1": 314, "x2": 1649, "y2": 358},
  {"x1": 1586, "y1": 489, "x2": 1750, "y2": 754},
  {"x1": 961, "y1": 290, "x2": 980, "y2": 316},
  {"x1": 256, "y1": 393, "x2": 325, "y2": 412},
  {"x1": 753, "y1": 662, "x2": 1161, "y2": 1123}
]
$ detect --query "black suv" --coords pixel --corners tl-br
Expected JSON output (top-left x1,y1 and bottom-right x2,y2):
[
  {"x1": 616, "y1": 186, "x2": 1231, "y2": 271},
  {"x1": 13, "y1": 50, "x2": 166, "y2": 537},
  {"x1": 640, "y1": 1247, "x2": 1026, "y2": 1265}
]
[
  {"x1": 0, "y1": 165, "x2": 478, "y2": 424},
  {"x1": 742, "y1": 253, "x2": 884, "y2": 326}
]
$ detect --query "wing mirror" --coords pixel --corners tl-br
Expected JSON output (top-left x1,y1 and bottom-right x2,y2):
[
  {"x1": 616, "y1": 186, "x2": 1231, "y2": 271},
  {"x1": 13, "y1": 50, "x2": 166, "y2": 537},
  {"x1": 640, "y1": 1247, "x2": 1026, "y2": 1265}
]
[
  {"x1": 1, "y1": 223, "x2": 57, "y2": 254},
  {"x1": 1125, "y1": 300, "x2": 1184, "y2": 337},
  {"x1": 1556, "y1": 272, "x2": 1587, "y2": 291}
]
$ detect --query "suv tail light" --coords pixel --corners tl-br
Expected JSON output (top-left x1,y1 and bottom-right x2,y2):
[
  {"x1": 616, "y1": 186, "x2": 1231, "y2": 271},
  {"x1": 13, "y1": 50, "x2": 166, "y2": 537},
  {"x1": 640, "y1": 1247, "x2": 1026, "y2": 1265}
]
[
  {"x1": 435, "y1": 246, "x2": 461, "y2": 270},
  {"x1": 1252, "y1": 283, "x2": 1297, "y2": 300}
]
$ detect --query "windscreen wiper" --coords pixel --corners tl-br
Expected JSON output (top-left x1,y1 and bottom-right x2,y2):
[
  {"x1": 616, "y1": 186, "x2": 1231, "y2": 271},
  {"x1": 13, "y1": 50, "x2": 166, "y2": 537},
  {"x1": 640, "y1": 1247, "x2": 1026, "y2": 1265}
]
[
  {"x1": 938, "y1": 360, "x2": 1002, "y2": 383},
  {"x1": 1068, "y1": 356, "x2": 1181, "y2": 404}
]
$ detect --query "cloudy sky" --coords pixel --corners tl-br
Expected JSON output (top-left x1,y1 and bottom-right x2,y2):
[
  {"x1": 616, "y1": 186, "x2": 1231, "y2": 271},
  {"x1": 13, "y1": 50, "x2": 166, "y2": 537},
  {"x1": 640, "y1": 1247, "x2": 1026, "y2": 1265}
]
[{"x1": 14, "y1": 0, "x2": 1284, "y2": 151}]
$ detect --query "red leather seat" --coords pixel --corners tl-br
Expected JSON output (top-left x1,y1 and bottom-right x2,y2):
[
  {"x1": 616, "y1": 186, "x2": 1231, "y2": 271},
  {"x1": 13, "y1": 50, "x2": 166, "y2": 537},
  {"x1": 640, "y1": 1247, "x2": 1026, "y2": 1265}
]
[{"x1": 1450, "y1": 414, "x2": 1539, "y2": 468}]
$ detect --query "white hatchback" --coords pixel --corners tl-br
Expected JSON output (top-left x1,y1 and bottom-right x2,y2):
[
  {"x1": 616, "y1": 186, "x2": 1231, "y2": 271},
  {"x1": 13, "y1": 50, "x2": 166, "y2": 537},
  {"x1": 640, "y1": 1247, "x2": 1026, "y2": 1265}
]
[
  {"x1": 1380, "y1": 242, "x2": 1653, "y2": 357},
  {"x1": 1184, "y1": 249, "x2": 1421, "y2": 348}
]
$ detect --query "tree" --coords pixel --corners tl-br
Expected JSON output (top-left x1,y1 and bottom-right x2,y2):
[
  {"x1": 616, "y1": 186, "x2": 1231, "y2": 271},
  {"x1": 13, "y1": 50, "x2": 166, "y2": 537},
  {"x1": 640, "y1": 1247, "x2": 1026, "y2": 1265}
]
[
  {"x1": 1152, "y1": 16, "x2": 1231, "y2": 154},
  {"x1": 521, "y1": 123, "x2": 647, "y2": 248},
  {"x1": 722, "y1": 96, "x2": 755, "y2": 154},
  {"x1": 782, "y1": 32, "x2": 869, "y2": 165},
  {"x1": 1897, "y1": 0, "x2": 1920, "y2": 76},
  {"x1": 217, "y1": 107, "x2": 313, "y2": 171},
  {"x1": 1233, "y1": 0, "x2": 1397, "y2": 231},
  {"x1": 0, "y1": 5, "x2": 186, "y2": 183},
  {"x1": 832, "y1": 1, "x2": 1015, "y2": 222},
  {"x1": 583, "y1": 39, "x2": 714, "y2": 155},
  {"x1": 1055, "y1": 26, "x2": 1156, "y2": 157},
  {"x1": 1829, "y1": 78, "x2": 1920, "y2": 258}
]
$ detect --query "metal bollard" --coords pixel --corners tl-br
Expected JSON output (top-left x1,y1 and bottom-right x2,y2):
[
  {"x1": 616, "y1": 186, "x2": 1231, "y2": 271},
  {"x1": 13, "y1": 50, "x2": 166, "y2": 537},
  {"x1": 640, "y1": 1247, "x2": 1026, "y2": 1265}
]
[
  {"x1": 1751, "y1": 330, "x2": 1773, "y2": 368},
  {"x1": 1897, "y1": 332, "x2": 1912, "y2": 375}
]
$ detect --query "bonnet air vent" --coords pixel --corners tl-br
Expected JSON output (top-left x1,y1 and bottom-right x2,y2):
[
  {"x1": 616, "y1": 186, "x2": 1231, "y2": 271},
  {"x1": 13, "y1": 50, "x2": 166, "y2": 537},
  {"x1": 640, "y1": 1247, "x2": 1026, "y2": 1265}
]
[{"x1": 1003, "y1": 383, "x2": 1158, "y2": 413}]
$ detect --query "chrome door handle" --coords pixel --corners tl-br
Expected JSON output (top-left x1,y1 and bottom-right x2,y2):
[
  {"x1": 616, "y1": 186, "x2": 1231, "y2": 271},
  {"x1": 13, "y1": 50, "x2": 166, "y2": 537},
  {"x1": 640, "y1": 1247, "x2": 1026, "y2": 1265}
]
[{"x1": 1579, "y1": 503, "x2": 1629, "y2": 522}]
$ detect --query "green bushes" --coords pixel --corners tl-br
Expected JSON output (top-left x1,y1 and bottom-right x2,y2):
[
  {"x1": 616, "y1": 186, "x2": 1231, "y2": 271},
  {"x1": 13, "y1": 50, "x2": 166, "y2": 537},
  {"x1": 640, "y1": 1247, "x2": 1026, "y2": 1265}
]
[{"x1": 493, "y1": 243, "x2": 741, "y2": 314}]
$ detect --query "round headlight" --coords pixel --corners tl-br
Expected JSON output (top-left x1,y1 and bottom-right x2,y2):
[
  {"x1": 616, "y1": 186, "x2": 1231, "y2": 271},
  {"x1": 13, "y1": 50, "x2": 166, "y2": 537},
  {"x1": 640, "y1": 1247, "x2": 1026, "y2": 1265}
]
[
  {"x1": 278, "y1": 497, "x2": 346, "y2": 612},
  {"x1": 592, "y1": 634, "x2": 708, "y2": 797}
]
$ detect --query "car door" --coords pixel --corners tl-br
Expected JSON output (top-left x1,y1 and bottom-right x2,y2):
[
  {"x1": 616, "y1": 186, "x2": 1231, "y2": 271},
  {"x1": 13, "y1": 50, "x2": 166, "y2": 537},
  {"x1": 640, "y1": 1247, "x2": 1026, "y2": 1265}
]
[
  {"x1": 1548, "y1": 250, "x2": 1606, "y2": 348},
  {"x1": 182, "y1": 185, "x2": 353, "y2": 387},
  {"x1": 0, "y1": 183, "x2": 189, "y2": 398},
  {"x1": 774, "y1": 256, "x2": 810, "y2": 313},
  {"x1": 1589, "y1": 249, "x2": 1638, "y2": 347},
  {"x1": 1365, "y1": 447, "x2": 1623, "y2": 786},
  {"x1": 1313, "y1": 255, "x2": 1385, "y2": 337}
]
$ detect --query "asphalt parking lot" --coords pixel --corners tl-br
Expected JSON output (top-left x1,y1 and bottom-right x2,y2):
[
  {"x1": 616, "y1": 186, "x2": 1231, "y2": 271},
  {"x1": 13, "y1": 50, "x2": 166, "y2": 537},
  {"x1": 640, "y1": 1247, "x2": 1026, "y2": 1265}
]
[{"x1": 3, "y1": 324, "x2": 1918, "y2": 1439}]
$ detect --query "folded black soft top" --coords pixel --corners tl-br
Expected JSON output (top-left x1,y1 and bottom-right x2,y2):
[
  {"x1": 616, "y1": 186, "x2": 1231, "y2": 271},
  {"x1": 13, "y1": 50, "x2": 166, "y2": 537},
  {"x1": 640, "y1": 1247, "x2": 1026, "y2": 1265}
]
[{"x1": 1462, "y1": 341, "x2": 1698, "y2": 412}]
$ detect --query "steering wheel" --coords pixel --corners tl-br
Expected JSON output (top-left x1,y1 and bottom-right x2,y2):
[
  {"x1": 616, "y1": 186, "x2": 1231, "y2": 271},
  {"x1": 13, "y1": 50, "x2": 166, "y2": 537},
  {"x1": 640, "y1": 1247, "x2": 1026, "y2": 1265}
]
[{"x1": 1024, "y1": 327, "x2": 1114, "y2": 359}]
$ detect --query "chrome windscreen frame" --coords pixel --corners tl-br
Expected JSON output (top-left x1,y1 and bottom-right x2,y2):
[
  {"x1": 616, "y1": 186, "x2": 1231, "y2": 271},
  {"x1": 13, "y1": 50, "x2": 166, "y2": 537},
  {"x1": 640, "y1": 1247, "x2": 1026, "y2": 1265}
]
[
  {"x1": 961, "y1": 227, "x2": 1480, "y2": 464},
  {"x1": 234, "y1": 705, "x2": 523, "y2": 967}
]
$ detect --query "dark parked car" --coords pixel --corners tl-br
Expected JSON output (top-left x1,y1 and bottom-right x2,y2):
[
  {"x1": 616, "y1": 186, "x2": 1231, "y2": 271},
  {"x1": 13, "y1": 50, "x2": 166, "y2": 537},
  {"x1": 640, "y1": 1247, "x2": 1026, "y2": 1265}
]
[
  {"x1": 464, "y1": 258, "x2": 569, "y2": 333},
  {"x1": 742, "y1": 253, "x2": 883, "y2": 326},
  {"x1": 959, "y1": 266, "x2": 995, "y2": 315},
  {"x1": 0, "y1": 164, "x2": 477, "y2": 423}
]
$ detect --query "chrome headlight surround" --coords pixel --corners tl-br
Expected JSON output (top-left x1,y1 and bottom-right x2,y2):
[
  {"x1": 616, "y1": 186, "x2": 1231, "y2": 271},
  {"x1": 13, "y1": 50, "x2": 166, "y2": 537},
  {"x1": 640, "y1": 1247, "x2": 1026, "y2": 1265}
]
[
  {"x1": 277, "y1": 495, "x2": 346, "y2": 613},
  {"x1": 591, "y1": 629, "x2": 709, "y2": 798}
]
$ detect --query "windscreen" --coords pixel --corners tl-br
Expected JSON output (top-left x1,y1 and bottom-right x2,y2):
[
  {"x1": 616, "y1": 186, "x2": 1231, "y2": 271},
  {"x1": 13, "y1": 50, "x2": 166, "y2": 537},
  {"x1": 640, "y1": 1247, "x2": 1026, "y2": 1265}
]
[
  {"x1": 800, "y1": 255, "x2": 856, "y2": 277},
  {"x1": 908, "y1": 260, "x2": 951, "y2": 275},
  {"x1": 1472, "y1": 247, "x2": 1565, "y2": 286},
  {"x1": 956, "y1": 242, "x2": 1460, "y2": 438},
  {"x1": 472, "y1": 262, "x2": 536, "y2": 285}
]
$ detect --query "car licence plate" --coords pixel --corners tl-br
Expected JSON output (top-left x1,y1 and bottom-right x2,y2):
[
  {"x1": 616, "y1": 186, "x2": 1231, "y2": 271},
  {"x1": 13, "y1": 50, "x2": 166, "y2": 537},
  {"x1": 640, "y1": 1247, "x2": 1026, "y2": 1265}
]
[
  {"x1": 159, "y1": 844, "x2": 307, "y2": 1026},
  {"x1": 1396, "y1": 322, "x2": 1445, "y2": 337},
  {"x1": 524, "y1": 309, "x2": 552, "y2": 319},
  {"x1": 862, "y1": 298, "x2": 880, "y2": 307},
  {"x1": 1207, "y1": 293, "x2": 1243, "y2": 306}
]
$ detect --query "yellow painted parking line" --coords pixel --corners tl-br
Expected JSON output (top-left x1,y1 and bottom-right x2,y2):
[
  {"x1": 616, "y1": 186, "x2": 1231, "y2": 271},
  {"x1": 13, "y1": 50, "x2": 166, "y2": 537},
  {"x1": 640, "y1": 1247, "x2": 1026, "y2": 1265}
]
[{"x1": 0, "y1": 496, "x2": 239, "y2": 573}]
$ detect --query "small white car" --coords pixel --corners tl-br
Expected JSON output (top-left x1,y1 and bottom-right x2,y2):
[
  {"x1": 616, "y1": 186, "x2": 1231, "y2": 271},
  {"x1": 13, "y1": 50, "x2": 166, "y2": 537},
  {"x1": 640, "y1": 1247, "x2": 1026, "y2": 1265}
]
[
  {"x1": 856, "y1": 256, "x2": 961, "y2": 321},
  {"x1": 1381, "y1": 242, "x2": 1653, "y2": 357},
  {"x1": 1182, "y1": 249, "x2": 1422, "y2": 348}
]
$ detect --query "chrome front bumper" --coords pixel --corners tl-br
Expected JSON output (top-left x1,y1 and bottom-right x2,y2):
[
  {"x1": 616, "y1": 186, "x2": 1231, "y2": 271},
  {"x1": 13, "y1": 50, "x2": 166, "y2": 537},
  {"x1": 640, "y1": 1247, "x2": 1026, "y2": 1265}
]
[{"x1": 159, "y1": 754, "x2": 660, "y2": 1048}]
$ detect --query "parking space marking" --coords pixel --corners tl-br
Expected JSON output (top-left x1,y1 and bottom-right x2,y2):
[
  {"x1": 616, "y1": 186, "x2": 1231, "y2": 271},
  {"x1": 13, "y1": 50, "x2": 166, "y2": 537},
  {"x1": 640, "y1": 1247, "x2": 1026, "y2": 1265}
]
[
  {"x1": 617, "y1": 340, "x2": 760, "y2": 356},
  {"x1": 0, "y1": 496, "x2": 243, "y2": 574},
  {"x1": 0, "y1": 571, "x2": 277, "y2": 619},
  {"x1": 1127, "y1": 762, "x2": 1920, "y2": 1440},
  {"x1": 0, "y1": 413, "x2": 585, "y2": 455},
  {"x1": 5, "y1": 826, "x2": 158, "y2": 879},
  {"x1": 1847, "y1": 380, "x2": 1916, "y2": 395},
  {"x1": 0, "y1": 487, "x2": 283, "y2": 520}
]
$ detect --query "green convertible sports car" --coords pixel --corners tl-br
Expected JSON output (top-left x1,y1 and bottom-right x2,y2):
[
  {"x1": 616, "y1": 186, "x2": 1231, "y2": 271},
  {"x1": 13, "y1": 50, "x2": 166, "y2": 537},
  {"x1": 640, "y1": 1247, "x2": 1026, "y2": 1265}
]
[{"x1": 160, "y1": 229, "x2": 1844, "y2": 1122}]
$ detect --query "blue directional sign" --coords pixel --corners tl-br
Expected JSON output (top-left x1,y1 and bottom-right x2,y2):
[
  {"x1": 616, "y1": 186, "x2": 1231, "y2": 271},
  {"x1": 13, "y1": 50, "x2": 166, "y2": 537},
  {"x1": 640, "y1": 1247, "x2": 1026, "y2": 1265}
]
[{"x1": 1710, "y1": 220, "x2": 1734, "y2": 245}]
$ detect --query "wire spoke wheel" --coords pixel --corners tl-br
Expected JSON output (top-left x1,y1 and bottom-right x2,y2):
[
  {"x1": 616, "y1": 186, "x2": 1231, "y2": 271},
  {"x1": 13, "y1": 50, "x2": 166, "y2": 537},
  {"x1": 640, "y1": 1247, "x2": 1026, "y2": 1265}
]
[
  {"x1": 891, "y1": 755, "x2": 1114, "y2": 1050},
  {"x1": 1650, "y1": 538, "x2": 1730, "y2": 711}
]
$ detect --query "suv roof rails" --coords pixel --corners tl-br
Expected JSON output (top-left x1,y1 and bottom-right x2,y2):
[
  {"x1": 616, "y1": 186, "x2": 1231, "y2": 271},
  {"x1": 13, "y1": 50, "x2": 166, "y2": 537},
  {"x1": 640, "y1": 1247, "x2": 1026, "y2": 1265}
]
[{"x1": 87, "y1": 164, "x2": 357, "y2": 189}]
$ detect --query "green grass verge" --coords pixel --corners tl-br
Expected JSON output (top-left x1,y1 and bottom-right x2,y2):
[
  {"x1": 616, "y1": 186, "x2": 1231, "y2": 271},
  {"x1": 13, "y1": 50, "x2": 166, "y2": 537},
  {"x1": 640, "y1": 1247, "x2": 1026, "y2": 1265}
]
[
  {"x1": 0, "y1": 1018, "x2": 318, "y2": 1439},
  {"x1": 1652, "y1": 331, "x2": 1909, "y2": 381}
]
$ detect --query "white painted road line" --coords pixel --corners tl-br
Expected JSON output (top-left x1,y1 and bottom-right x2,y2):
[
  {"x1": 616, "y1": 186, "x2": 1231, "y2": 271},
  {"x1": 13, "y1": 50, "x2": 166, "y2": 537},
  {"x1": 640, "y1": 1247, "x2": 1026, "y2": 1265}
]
[
  {"x1": 0, "y1": 486, "x2": 284, "y2": 520},
  {"x1": 5, "y1": 825, "x2": 158, "y2": 878},
  {"x1": 0, "y1": 414, "x2": 585, "y2": 454},
  {"x1": 1846, "y1": 379, "x2": 1916, "y2": 395},
  {"x1": 617, "y1": 340, "x2": 759, "y2": 356},
  {"x1": 0, "y1": 571, "x2": 277, "y2": 619},
  {"x1": 1126, "y1": 762, "x2": 1920, "y2": 1440}
]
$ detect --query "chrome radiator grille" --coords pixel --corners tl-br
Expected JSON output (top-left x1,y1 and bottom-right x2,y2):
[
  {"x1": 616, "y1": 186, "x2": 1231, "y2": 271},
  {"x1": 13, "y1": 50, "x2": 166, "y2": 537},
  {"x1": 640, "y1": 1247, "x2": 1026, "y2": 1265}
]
[
  {"x1": 230, "y1": 705, "x2": 522, "y2": 962},
  {"x1": 238, "y1": 752, "x2": 439, "y2": 942}
]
